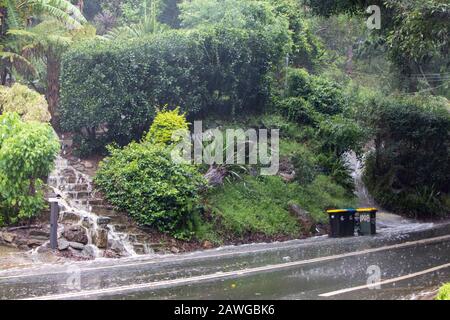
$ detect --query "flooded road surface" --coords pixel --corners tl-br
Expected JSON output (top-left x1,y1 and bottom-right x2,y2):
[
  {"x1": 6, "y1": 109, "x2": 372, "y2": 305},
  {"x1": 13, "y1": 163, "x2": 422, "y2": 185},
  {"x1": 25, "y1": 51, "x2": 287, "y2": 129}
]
[{"x1": 1, "y1": 222, "x2": 449, "y2": 300}]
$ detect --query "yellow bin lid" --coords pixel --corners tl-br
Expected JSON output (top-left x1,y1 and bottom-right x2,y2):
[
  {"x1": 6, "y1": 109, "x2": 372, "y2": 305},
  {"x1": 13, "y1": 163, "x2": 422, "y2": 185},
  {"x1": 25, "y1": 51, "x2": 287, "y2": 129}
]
[
  {"x1": 357, "y1": 208, "x2": 378, "y2": 212},
  {"x1": 326, "y1": 209, "x2": 355, "y2": 214}
]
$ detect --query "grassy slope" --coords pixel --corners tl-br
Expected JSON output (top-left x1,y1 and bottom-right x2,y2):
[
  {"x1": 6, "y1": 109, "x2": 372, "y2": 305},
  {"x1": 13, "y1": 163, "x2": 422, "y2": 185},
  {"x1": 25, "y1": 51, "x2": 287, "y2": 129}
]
[{"x1": 195, "y1": 118, "x2": 357, "y2": 244}]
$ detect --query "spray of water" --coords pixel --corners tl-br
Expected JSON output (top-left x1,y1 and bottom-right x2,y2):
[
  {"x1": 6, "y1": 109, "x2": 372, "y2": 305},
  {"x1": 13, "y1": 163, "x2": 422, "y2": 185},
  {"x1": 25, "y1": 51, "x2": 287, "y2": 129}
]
[{"x1": 44, "y1": 155, "x2": 136, "y2": 257}]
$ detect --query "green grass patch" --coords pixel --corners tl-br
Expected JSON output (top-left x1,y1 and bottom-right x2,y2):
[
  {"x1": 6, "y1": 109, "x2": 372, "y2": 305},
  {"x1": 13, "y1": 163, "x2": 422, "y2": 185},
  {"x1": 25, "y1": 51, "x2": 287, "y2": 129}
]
[
  {"x1": 198, "y1": 174, "x2": 356, "y2": 244},
  {"x1": 205, "y1": 176, "x2": 301, "y2": 238}
]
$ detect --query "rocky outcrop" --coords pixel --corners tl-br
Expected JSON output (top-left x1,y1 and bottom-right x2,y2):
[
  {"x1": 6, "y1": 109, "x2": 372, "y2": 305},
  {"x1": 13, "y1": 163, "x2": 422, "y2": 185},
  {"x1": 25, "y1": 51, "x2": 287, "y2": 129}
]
[{"x1": 288, "y1": 203, "x2": 316, "y2": 234}]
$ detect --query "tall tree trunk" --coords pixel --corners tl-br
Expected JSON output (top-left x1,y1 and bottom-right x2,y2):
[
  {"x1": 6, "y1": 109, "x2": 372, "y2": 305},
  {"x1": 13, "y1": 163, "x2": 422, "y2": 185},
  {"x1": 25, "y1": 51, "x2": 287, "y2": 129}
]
[{"x1": 46, "y1": 50, "x2": 61, "y2": 129}]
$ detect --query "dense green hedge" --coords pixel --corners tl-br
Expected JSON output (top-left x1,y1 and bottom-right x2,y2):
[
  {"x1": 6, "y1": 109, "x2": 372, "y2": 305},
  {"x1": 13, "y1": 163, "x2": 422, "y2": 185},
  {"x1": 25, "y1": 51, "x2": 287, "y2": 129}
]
[
  {"x1": 363, "y1": 95, "x2": 450, "y2": 217},
  {"x1": 60, "y1": 26, "x2": 288, "y2": 153}
]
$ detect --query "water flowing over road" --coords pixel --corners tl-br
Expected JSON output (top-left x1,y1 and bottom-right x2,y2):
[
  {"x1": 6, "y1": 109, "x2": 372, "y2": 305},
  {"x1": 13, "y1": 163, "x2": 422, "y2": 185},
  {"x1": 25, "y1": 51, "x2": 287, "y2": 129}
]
[
  {"x1": 1, "y1": 221, "x2": 449, "y2": 300},
  {"x1": 0, "y1": 152, "x2": 448, "y2": 300}
]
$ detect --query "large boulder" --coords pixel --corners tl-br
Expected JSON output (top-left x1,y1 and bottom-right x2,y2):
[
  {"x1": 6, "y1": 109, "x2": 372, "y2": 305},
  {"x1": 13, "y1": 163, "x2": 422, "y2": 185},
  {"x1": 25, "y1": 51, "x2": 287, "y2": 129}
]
[{"x1": 63, "y1": 225, "x2": 88, "y2": 245}]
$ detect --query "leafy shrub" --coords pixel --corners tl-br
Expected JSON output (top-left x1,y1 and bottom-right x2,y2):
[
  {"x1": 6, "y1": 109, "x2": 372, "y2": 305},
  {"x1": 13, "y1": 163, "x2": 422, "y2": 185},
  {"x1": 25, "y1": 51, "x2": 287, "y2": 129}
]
[
  {"x1": 278, "y1": 97, "x2": 318, "y2": 125},
  {"x1": 308, "y1": 75, "x2": 345, "y2": 115},
  {"x1": 316, "y1": 153, "x2": 355, "y2": 193},
  {"x1": 287, "y1": 68, "x2": 313, "y2": 98},
  {"x1": 0, "y1": 113, "x2": 60, "y2": 225},
  {"x1": 145, "y1": 107, "x2": 189, "y2": 145},
  {"x1": 286, "y1": 68, "x2": 344, "y2": 116},
  {"x1": 94, "y1": 142, "x2": 206, "y2": 238},
  {"x1": 436, "y1": 283, "x2": 450, "y2": 300},
  {"x1": 317, "y1": 115, "x2": 365, "y2": 158},
  {"x1": 363, "y1": 95, "x2": 450, "y2": 217},
  {"x1": 0, "y1": 84, "x2": 51, "y2": 123},
  {"x1": 61, "y1": 24, "x2": 289, "y2": 153},
  {"x1": 291, "y1": 146, "x2": 318, "y2": 184},
  {"x1": 301, "y1": 174, "x2": 356, "y2": 215}
]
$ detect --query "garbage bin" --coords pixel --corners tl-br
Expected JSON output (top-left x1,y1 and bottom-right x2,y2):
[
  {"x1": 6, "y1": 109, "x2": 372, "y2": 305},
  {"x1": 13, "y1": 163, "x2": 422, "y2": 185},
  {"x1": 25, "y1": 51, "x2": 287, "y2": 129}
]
[
  {"x1": 357, "y1": 208, "x2": 377, "y2": 236},
  {"x1": 326, "y1": 209, "x2": 356, "y2": 238}
]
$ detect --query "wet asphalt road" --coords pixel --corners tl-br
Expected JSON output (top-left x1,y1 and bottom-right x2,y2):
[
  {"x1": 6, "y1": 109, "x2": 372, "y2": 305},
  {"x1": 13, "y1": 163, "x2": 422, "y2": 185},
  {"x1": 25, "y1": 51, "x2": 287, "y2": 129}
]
[{"x1": 0, "y1": 221, "x2": 449, "y2": 300}]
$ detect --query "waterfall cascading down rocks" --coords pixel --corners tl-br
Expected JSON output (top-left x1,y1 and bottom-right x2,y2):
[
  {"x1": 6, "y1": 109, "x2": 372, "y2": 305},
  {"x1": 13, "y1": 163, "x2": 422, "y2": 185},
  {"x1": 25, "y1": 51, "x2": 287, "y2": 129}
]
[
  {"x1": 45, "y1": 155, "x2": 137, "y2": 258},
  {"x1": 344, "y1": 151, "x2": 416, "y2": 230}
]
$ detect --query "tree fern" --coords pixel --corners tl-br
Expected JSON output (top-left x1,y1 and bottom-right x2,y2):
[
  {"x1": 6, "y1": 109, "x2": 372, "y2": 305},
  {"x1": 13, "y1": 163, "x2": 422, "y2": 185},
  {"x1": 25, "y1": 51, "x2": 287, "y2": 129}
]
[
  {"x1": 24, "y1": 0, "x2": 87, "y2": 28},
  {"x1": 4, "y1": 0, "x2": 22, "y2": 29}
]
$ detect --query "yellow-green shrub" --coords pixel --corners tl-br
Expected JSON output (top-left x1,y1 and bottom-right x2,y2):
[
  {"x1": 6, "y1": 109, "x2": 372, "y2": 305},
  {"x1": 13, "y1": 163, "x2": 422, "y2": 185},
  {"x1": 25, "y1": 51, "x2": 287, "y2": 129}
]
[
  {"x1": 0, "y1": 84, "x2": 51, "y2": 123},
  {"x1": 436, "y1": 283, "x2": 450, "y2": 300},
  {"x1": 145, "y1": 107, "x2": 189, "y2": 145}
]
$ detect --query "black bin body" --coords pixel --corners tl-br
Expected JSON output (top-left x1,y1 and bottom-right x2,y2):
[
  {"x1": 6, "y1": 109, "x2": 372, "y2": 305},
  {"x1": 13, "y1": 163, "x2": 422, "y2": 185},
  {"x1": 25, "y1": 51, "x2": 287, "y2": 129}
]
[{"x1": 327, "y1": 209, "x2": 356, "y2": 238}]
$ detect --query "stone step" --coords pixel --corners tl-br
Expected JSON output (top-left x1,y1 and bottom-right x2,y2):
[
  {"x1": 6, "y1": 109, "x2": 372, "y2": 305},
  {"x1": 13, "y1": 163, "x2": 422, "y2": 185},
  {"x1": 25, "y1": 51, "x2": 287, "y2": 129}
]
[
  {"x1": 111, "y1": 216, "x2": 131, "y2": 225},
  {"x1": 66, "y1": 183, "x2": 90, "y2": 192},
  {"x1": 113, "y1": 224, "x2": 128, "y2": 233},
  {"x1": 67, "y1": 191, "x2": 92, "y2": 200},
  {"x1": 72, "y1": 199, "x2": 88, "y2": 206},
  {"x1": 87, "y1": 199, "x2": 104, "y2": 206},
  {"x1": 132, "y1": 243, "x2": 154, "y2": 255},
  {"x1": 128, "y1": 233, "x2": 151, "y2": 243},
  {"x1": 90, "y1": 205, "x2": 115, "y2": 215}
]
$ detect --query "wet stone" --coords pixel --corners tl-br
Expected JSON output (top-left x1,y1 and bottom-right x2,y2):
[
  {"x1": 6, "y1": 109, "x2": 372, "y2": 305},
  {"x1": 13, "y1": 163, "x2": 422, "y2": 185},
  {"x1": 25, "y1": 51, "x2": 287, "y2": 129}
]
[
  {"x1": 68, "y1": 242, "x2": 85, "y2": 250},
  {"x1": 1, "y1": 232, "x2": 16, "y2": 243},
  {"x1": 82, "y1": 216, "x2": 94, "y2": 229},
  {"x1": 97, "y1": 217, "x2": 111, "y2": 226},
  {"x1": 27, "y1": 239, "x2": 45, "y2": 248},
  {"x1": 60, "y1": 211, "x2": 80, "y2": 224},
  {"x1": 63, "y1": 225, "x2": 88, "y2": 245},
  {"x1": 95, "y1": 228, "x2": 108, "y2": 249},
  {"x1": 81, "y1": 245, "x2": 97, "y2": 259},
  {"x1": 57, "y1": 238, "x2": 70, "y2": 251},
  {"x1": 28, "y1": 230, "x2": 50, "y2": 238}
]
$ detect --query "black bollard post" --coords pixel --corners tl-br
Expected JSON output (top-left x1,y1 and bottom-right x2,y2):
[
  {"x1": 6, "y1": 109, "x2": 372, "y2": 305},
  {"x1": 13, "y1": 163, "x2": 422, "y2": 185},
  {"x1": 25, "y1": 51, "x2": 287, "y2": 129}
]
[{"x1": 49, "y1": 197, "x2": 60, "y2": 250}]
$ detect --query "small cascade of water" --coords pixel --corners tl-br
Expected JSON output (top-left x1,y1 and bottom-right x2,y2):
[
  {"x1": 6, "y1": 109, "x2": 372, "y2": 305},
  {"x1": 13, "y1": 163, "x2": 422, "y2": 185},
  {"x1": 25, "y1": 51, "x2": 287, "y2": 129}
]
[
  {"x1": 344, "y1": 152, "x2": 376, "y2": 208},
  {"x1": 344, "y1": 151, "x2": 416, "y2": 229},
  {"x1": 45, "y1": 155, "x2": 136, "y2": 258}
]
